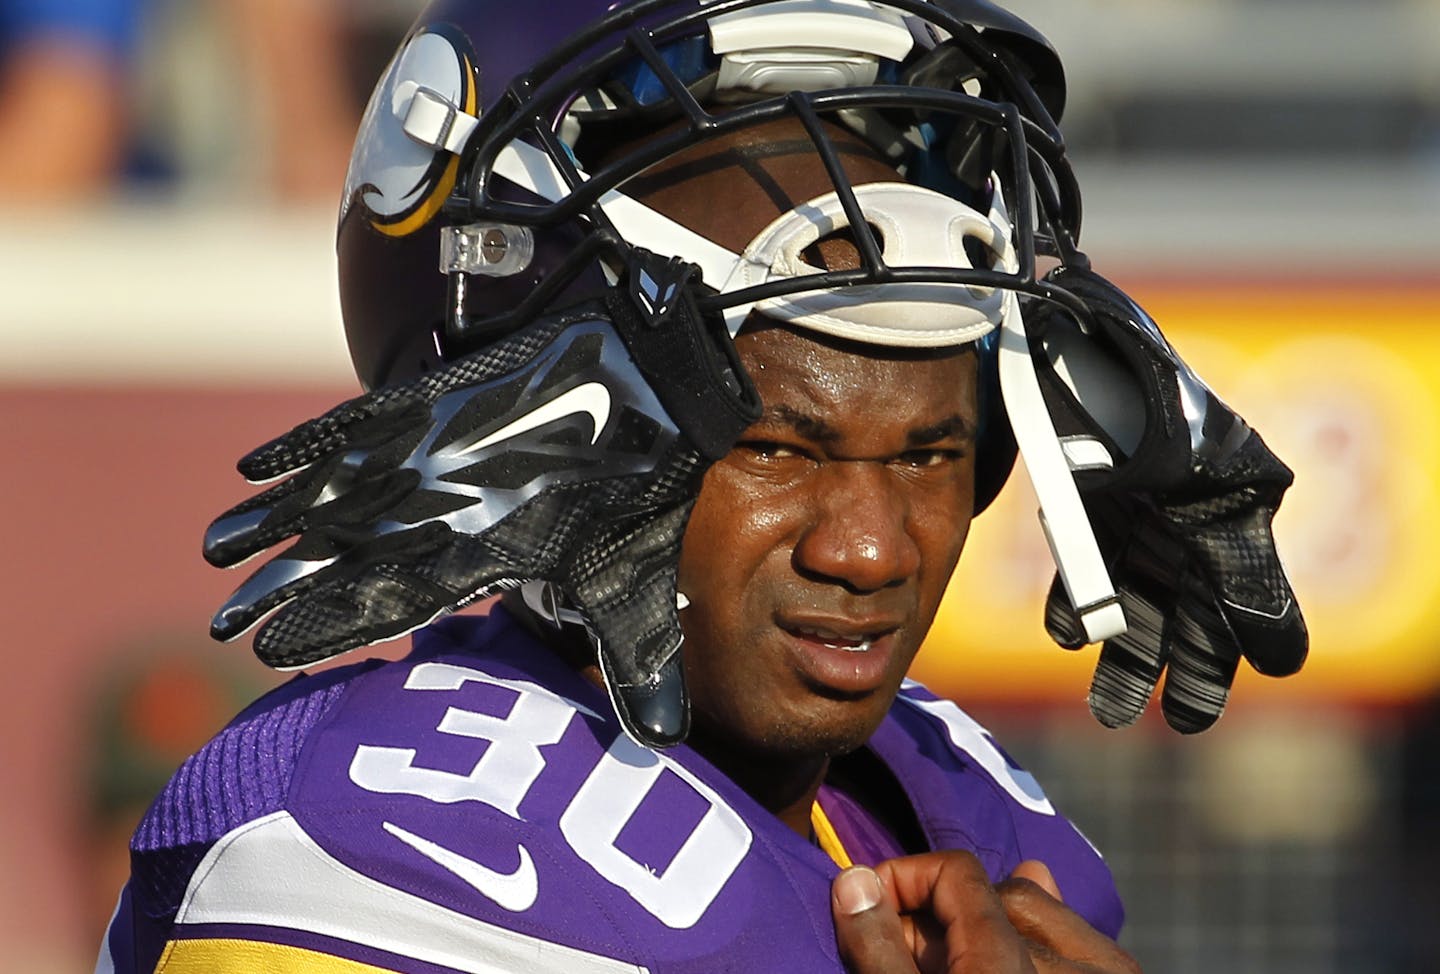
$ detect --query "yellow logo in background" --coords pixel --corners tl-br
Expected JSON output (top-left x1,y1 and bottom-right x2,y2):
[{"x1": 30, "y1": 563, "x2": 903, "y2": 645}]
[{"x1": 921, "y1": 284, "x2": 1440, "y2": 705}]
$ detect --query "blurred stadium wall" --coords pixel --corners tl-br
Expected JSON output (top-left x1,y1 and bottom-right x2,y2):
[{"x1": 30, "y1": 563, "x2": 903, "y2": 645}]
[{"x1": 1, "y1": 1, "x2": 1437, "y2": 971}]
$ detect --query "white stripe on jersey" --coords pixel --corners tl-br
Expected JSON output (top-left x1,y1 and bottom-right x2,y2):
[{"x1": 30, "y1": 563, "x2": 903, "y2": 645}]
[{"x1": 174, "y1": 811, "x2": 648, "y2": 974}]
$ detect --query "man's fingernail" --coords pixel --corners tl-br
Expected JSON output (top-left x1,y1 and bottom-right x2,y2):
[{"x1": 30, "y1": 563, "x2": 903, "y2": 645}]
[{"x1": 834, "y1": 866, "x2": 883, "y2": 915}]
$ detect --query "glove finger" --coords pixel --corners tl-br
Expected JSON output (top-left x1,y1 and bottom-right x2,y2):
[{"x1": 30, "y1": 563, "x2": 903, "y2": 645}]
[
  {"x1": 234, "y1": 405, "x2": 369, "y2": 485},
  {"x1": 1044, "y1": 550, "x2": 1167, "y2": 728},
  {"x1": 249, "y1": 508, "x2": 574, "y2": 668},
  {"x1": 253, "y1": 559, "x2": 479, "y2": 669},
  {"x1": 212, "y1": 522, "x2": 451, "y2": 647},
  {"x1": 570, "y1": 502, "x2": 695, "y2": 749},
  {"x1": 1171, "y1": 504, "x2": 1308, "y2": 678},
  {"x1": 1084, "y1": 503, "x2": 1199, "y2": 727},
  {"x1": 236, "y1": 397, "x2": 429, "y2": 483},
  {"x1": 1042, "y1": 573, "x2": 1088, "y2": 650},
  {"x1": 204, "y1": 474, "x2": 314, "y2": 567},
  {"x1": 1088, "y1": 585, "x2": 1170, "y2": 729},
  {"x1": 1156, "y1": 577, "x2": 1243, "y2": 734},
  {"x1": 205, "y1": 463, "x2": 421, "y2": 571},
  {"x1": 1229, "y1": 595, "x2": 1307, "y2": 678},
  {"x1": 210, "y1": 547, "x2": 342, "y2": 643}
]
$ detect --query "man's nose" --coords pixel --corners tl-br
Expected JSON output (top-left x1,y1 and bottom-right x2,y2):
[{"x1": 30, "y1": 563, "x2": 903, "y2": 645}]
[{"x1": 792, "y1": 462, "x2": 920, "y2": 593}]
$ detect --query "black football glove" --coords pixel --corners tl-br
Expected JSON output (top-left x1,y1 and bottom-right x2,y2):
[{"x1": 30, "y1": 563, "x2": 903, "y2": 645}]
[
  {"x1": 1026, "y1": 264, "x2": 1307, "y2": 732},
  {"x1": 204, "y1": 250, "x2": 759, "y2": 747}
]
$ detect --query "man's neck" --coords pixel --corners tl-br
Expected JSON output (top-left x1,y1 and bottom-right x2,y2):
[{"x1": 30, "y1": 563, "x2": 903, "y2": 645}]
[
  {"x1": 499, "y1": 592, "x2": 828, "y2": 838},
  {"x1": 684, "y1": 726, "x2": 829, "y2": 839}
]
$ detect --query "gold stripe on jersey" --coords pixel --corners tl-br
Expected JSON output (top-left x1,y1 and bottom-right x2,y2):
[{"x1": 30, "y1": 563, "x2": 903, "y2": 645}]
[
  {"x1": 810, "y1": 800, "x2": 853, "y2": 869},
  {"x1": 156, "y1": 938, "x2": 401, "y2": 974}
]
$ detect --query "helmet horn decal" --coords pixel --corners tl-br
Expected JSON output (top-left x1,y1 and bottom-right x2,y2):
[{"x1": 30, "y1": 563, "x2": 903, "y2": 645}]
[{"x1": 341, "y1": 27, "x2": 479, "y2": 238}]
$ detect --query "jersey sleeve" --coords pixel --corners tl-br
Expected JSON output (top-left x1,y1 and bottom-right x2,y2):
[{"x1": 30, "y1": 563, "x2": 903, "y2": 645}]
[{"x1": 98, "y1": 646, "x2": 654, "y2": 974}]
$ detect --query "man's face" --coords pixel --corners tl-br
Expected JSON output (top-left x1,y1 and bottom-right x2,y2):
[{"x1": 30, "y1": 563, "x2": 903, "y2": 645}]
[{"x1": 676, "y1": 322, "x2": 979, "y2": 759}]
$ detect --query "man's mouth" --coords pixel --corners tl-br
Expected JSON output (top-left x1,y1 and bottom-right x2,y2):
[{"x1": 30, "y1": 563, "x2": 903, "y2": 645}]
[
  {"x1": 776, "y1": 617, "x2": 903, "y2": 695},
  {"x1": 786, "y1": 625, "x2": 876, "y2": 653}
]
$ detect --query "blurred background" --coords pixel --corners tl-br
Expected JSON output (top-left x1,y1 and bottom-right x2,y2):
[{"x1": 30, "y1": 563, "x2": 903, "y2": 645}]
[{"x1": 0, "y1": 0, "x2": 1436, "y2": 971}]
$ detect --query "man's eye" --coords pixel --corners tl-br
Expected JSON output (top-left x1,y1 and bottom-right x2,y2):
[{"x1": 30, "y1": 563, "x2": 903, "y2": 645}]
[
  {"x1": 739, "y1": 440, "x2": 802, "y2": 460},
  {"x1": 896, "y1": 449, "x2": 961, "y2": 469}
]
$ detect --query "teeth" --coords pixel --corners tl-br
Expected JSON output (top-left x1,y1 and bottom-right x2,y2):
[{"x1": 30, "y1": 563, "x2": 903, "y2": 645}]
[{"x1": 794, "y1": 626, "x2": 873, "y2": 652}]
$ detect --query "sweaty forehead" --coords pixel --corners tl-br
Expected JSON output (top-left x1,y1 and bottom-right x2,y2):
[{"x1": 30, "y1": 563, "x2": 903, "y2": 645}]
[{"x1": 734, "y1": 321, "x2": 979, "y2": 439}]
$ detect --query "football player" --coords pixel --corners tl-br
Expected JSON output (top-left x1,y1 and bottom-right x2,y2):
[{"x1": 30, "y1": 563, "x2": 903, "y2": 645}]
[{"x1": 97, "y1": 2, "x2": 1305, "y2": 972}]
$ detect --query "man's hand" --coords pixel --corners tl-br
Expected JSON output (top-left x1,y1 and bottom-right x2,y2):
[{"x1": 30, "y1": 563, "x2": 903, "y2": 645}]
[
  {"x1": 996, "y1": 862, "x2": 1141, "y2": 974},
  {"x1": 831, "y1": 851, "x2": 1140, "y2": 973}
]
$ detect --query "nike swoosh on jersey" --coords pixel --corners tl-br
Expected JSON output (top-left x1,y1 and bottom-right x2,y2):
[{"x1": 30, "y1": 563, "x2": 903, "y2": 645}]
[
  {"x1": 383, "y1": 821, "x2": 539, "y2": 913},
  {"x1": 455, "y1": 381, "x2": 612, "y2": 457}
]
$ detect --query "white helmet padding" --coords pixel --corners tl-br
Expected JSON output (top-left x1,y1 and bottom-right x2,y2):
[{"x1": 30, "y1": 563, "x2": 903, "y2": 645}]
[{"x1": 723, "y1": 182, "x2": 1008, "y2": 348}]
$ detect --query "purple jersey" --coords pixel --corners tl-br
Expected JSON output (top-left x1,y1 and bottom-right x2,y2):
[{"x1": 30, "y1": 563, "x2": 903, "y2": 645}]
[{"x1": 97, "y1": 608, "x2": 1121, "y2": 974}]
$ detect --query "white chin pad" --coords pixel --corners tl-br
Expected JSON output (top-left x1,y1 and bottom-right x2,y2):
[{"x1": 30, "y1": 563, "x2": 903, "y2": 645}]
[{"x1": 723, "y1": 182, "x2": 1008, "y2": 348}]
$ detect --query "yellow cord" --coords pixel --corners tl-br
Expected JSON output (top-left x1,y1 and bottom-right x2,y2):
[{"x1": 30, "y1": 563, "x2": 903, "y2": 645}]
[{"x1": 811, "y1": 800, "x2": 854, "y2": 869}]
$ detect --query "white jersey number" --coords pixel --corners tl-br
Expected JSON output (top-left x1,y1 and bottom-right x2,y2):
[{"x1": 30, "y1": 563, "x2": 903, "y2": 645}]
[{"x1": 349, "y1": 661, "x2": 751, "y2": 928}]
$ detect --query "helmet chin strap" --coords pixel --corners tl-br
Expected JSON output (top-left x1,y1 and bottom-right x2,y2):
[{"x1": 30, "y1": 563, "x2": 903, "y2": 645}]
[{"x1": 996, "y1": 286, "x2": 1126, "y2": 643}]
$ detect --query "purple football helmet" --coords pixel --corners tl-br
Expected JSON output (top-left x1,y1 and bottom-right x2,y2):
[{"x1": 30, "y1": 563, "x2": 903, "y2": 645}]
[
  {"x1": 333, "y1": 0, "x2": 1099, "y2": 515},
  {"x1": 209, "y1": 2, "x2": 1303, "y2": 745}
]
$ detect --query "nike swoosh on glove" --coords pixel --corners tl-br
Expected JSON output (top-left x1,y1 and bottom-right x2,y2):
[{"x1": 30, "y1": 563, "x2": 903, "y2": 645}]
[
  {"x1": 204, "y1": 250, "x2": 759, "y2": 748},
  {"x1": 1026, "y1": 264, "x2": 1308, "y2": 732}
]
